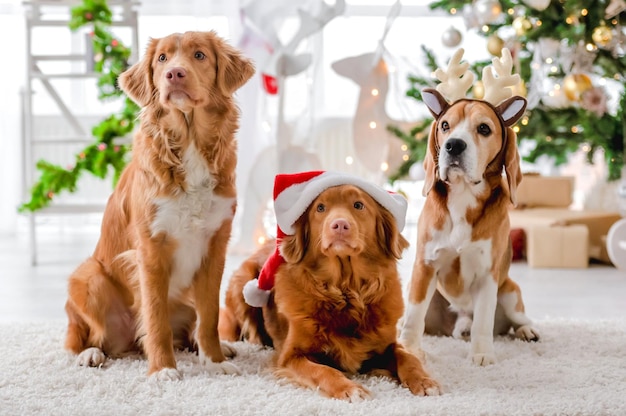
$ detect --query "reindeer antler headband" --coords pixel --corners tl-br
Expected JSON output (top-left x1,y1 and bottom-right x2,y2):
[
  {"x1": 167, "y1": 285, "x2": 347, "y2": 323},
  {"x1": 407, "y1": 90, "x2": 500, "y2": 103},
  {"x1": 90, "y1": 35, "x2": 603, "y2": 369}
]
[{"x1": 435, "y1": 48, "x2": 521, "y2": 106}]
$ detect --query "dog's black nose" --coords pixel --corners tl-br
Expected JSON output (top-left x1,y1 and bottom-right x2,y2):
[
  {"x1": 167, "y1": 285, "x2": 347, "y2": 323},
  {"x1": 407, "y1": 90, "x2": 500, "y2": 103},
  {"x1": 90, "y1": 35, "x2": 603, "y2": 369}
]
[{"x1": 445, "y1": 139, "x2": 466, "y2": 156}]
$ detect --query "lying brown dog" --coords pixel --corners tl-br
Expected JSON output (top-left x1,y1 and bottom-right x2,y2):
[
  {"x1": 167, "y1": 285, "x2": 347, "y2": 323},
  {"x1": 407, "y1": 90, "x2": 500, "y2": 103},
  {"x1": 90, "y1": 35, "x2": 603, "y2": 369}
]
[{"x1": 220, "y1": 171, "x2": 441, "y2": 401}]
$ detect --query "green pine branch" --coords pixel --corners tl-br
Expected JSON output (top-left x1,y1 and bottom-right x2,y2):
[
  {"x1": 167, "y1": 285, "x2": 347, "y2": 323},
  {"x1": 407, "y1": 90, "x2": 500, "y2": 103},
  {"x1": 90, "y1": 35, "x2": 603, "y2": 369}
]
[{"x1": 19, "y1": 0, "x2": 137, "y2": 212}]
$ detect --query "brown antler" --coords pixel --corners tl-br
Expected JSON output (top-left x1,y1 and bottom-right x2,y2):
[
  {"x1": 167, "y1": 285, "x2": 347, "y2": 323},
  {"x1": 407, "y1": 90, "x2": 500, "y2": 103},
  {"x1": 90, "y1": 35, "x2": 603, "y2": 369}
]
[
  {"x1": 482, "y1": 48, "x2": 521, "y2": 105},
  {"x1": 434, "y1": 48, "x2": 475, "y2": 102}
]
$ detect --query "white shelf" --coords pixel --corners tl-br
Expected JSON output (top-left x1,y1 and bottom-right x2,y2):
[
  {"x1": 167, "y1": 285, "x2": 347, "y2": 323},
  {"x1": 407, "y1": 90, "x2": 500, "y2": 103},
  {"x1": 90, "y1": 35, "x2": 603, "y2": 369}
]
[{"x1": 22, "y1": 0, "x2": 139, "y2": 265}]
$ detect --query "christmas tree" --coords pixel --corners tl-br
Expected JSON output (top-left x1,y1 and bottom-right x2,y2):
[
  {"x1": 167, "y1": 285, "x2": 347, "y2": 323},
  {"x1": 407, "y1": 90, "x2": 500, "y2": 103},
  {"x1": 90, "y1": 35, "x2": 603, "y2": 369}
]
[
  {"x1": 19, "y1": 0, "x2": 138, "y2": 212},
  {"x1": 390, "y1": 0, "x2": 626, "y2": 182}
]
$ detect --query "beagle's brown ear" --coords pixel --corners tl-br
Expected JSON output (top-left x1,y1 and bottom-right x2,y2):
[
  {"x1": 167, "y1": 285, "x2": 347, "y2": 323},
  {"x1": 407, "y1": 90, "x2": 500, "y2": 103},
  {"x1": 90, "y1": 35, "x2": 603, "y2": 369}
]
[
  {"x1": 376, "y1": 206, "x2": 409, "y2": 259},
  {"x1": 496, "y1": 95, "x2": 525, "y2": 205},
  {"x1": 118, "y1": 38, "x2": 159, "y2": 107},
  {"x1": 212, "y1": 33, "x2": 255, "y2": 96},
  {"x1": 503, "y1": 127, "x2": 522, "y2": 206},
  {"x1": 422, "y1": 121, "x2": 440, "y2": 197}
]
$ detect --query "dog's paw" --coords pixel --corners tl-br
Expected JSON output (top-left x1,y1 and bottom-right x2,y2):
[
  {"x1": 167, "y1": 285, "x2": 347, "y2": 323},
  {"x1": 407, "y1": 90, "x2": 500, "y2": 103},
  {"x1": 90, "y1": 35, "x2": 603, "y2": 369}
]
[
  {"x1": 515, "y1": 325, "x2": 540, "y2": 342},
  {"x1": 75, "y1": 347, "x2": 106, "y2": 367},
  {"x1": 403, "y1": 376, "x2": 443, "y2": 396},
  {"x1": 329, "y1": 380, "x2": 371, "y2": 402},
  {"x1": 452, "y1": 315, "x2": 473, "y2": 340},
  {"x1": 199, "y1": 351, "x2": 241, "y2": 375},
  {"x1": 220, "y1": 341, "x2": 237, "y2": 358},
  {"x1": 471, "y1": 352, "x2": 496, "y2": 366},
  {"x1": 151, "y1": 367, "x2": 182, "y2": 381}
]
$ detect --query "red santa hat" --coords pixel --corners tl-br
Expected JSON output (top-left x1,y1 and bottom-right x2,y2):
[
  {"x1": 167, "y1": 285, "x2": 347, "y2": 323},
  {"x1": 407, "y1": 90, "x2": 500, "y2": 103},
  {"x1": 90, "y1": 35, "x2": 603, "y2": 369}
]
[{"x1": 242, "y1": 170, "x2": 408, "y2": 307}]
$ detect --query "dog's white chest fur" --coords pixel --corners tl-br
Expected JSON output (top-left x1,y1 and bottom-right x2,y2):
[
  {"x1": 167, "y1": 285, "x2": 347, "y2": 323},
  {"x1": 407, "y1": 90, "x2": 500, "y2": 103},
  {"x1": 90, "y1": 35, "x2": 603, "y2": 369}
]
[
  {"x1": 423, "y1": 185, "x2": 492, "y2": 311},
  {"x1": 151, "y1": 144, "x2": 235, "y2": 296}
]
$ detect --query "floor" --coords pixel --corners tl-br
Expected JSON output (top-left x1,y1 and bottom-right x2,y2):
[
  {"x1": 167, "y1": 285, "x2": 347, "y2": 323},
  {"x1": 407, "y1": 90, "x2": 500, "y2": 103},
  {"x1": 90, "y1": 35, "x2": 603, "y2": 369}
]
[{"x1": 1, "y1": 214, "x2": 625, "y2": 323}]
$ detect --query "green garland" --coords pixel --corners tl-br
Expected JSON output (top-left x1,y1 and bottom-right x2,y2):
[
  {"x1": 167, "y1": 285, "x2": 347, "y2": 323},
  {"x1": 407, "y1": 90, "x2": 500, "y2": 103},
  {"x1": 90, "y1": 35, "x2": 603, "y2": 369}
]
[
  {"x1": 19, "y1": 0, "x2": 138, "y2": 212},
  {"x1": 390, "y1": 0, "x2": 626, "y2": 182}
]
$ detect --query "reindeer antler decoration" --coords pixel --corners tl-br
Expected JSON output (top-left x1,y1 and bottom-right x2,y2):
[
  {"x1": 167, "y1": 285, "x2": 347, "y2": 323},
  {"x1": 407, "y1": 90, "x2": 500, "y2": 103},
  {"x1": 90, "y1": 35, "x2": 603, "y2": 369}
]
[
  {"x1": 482, "y1": 48, "x2": 521, "y2": 105},
  {"x1": 434, "y1": 48, "x2": 474, "y2": 102},
  {"x1": 435, "y1": 48, "x2": 521, "y2": 106}
]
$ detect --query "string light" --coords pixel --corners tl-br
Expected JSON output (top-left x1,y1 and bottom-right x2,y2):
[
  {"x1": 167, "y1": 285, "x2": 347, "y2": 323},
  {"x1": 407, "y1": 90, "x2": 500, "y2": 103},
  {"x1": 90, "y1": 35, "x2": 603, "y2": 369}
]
[
  {"x1": 369, "y1": 121, "x2": 377, "y2": 129},
  {"x1": 257, "y1": 236, "x2": 266, "y2": 245},
  {"x1": 380, "y1": 162, "x2": 389, "y2": 172},
  {"x1": 345, "y1": 156, "x2": 354, "y2": 165},
  {"x1": 371, "y1": 88, "x2": 379, "y2": 96}
]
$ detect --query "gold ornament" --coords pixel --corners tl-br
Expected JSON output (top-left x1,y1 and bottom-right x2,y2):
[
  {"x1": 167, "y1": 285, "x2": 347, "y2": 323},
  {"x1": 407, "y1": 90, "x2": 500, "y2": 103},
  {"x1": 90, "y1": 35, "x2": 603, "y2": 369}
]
[
  {"x1": 563, "y1": 73, "x2": 593, "y2": 101},
  {"x1": 512, "y1": 16, "x2": 532, "y2": 36},
  {"x1": 487, "y1": 35, "x2": 505, "y2": 56},
  {"x1": 511, "y1": 81, "x2": 527, "y2": 98},
  {"x1": 592, "y1": 25, "x2": 613, "y2": 48},
  {"x1": 472, "y1": 80, "x2": 485, "y2": 100}
]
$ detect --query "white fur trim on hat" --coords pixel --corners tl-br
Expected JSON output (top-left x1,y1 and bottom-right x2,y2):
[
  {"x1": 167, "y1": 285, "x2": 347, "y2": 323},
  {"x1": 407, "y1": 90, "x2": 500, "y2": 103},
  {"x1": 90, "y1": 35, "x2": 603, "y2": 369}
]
[
  {"x1": 274, "y1": 171, "x2": 408, "y2": 235},
  {"x1": 243, "y1": 279, "x2": 270, "y2": 308}
]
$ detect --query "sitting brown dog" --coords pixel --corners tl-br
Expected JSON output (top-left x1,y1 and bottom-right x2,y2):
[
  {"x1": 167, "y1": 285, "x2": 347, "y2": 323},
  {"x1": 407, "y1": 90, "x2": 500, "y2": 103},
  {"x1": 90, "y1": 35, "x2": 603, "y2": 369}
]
[{"x1": 220, "y1": 171, "x2": 441, "y2": 401}]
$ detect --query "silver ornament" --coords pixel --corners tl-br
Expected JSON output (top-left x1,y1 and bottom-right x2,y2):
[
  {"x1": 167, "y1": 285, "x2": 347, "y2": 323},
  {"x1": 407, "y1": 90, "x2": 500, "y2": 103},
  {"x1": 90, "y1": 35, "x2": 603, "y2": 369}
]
[{"x1": 442, "y1": 26, "x2": 463, "y2": 47}]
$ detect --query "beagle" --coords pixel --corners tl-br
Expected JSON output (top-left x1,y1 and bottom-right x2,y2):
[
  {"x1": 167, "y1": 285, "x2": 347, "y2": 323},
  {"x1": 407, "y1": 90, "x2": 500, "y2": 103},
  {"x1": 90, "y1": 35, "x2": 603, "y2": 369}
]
[{"x1": 399, "y1": 88, "x2": 539, "y2": 366}]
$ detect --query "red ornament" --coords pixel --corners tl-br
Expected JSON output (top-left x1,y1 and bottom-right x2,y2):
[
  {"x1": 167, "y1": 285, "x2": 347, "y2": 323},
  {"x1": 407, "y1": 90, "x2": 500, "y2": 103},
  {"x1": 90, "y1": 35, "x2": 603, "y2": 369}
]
[
  {"x1": 97, "y1": 143, "x2": 107, "y2": 151},
  {"x1": 47, "y1": 192, "x2": 54, "y2": 199},
  {"x1": 85, "y1": 12, "x2": 93, "y2": 20},
  {"x1": 111, "y1": 39, "x2": 118, "y2": 47},
  {"x1": 262, "y1": 73, "x2": 278, "y2": 95}
]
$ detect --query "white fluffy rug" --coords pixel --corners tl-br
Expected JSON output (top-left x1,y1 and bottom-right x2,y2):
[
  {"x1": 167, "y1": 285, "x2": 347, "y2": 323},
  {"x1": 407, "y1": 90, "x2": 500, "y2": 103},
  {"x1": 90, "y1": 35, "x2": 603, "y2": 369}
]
[{"x1": 1, "y1": 319, "x2": 625, "y2": 416}]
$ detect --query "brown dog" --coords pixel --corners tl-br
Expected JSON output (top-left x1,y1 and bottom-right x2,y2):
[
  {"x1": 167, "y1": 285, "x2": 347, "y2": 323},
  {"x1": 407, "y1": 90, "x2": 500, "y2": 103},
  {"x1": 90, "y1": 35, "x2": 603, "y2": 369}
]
[
  {"x1": 64, "y1": 31, "x2": 254, "y2": 380},
  {"x1": 220, "y1": 175, "x2": 441, "y2": 401},
  {"x1": 399, "y1": 87, "x2": 539, "y2": 366}
]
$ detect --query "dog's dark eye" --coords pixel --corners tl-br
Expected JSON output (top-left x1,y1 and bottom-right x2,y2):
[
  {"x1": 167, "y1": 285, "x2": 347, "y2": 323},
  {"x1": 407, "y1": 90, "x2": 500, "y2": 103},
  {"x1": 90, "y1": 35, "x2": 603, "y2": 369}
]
[
  {"x1": 194, "y1": 51, "x2": 205, "y2": 60},
  {"x1": 441, "y1": 121, "x2": 450, "y2": 132},
  {"x1": 353, "y1": 201, "x2": 364, "y2": 210},
  {"x1": 478, "y1": 123, "x2": 491, "y2": 136},
  {"x1": 158, "y1": 54, "x2": 166, "y2": 62},
  {"x1": 316, "y1": 203, "x2": 325, "y2": 213}
]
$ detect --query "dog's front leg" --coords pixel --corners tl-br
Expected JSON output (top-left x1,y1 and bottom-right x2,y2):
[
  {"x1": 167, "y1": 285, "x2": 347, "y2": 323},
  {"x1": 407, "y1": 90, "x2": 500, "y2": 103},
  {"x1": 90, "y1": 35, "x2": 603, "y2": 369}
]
[
  {"x1": 138, "y1": 244, "x2": 179, "y2": 380},
  {"x1": 393, "y1": 343, "x2": 442, "y2": 396},
  {"x1": 193, "y1": 221, "x2": 240, "y2": 375},
  {"x1": 469, "y1": 276, "x2": 498, "y2": 366},
  {"x1": 399, "y1": 260, "x2": 437, "y2": 360}
]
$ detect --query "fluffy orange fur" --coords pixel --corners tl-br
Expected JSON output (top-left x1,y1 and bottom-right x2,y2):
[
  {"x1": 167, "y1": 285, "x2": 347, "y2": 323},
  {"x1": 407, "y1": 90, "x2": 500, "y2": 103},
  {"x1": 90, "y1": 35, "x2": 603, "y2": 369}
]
[
  {"x1": 64, "y1": 31, "x2": 254, "y2": 378},
  {"x1": 220, "y1": 185, "x2": 441, "y2": 401}
]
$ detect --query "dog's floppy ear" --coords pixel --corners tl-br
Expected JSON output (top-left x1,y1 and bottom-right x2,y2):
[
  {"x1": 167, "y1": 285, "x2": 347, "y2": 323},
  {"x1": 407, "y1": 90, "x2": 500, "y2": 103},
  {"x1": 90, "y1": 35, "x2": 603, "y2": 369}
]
[
  {"x1": 212, "y1": 33, "x2": 255, "y2": 96},
  {"x1": 118, "y1": 37, "x2": 159, "y2": 107},
  {"x1": 496, "y1": 96, "x2": 526, "y2": 206},
  {"x1": 279, "y1": 216, "x2": 309, "y2": 264},
  {"x1": 503, "y1": 127, "x2": 522, "y2": 206},
  {"x1": 422, "y1": 121, "x2": 440, "y2": 197},
  {"x1": 376, "y1": 207, "x2": 409, "y2": 259},
  {"x1": 421, "y1": 88, "x2": 449, "y2": 197}
]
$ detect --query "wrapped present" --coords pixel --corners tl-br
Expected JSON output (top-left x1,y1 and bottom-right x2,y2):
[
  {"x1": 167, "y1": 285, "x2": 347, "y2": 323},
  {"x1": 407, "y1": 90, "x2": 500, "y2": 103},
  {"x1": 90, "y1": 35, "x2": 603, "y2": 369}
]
[
  {"x1": 509, "y1": 208, "x2": 622, "y2": 266},
  {"x1": 516, "y1": 174, "x2": 574, "y2": 208},
  {"x1": 526, "y1": 225, "x2": 589, "y2": 268}
]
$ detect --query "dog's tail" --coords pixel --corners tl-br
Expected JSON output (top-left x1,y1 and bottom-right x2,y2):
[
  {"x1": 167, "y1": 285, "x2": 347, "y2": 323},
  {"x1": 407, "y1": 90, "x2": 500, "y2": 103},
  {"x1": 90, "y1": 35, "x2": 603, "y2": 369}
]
[{"x1": 219, "y1": 240, "x2": 276, "y2": 347}]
